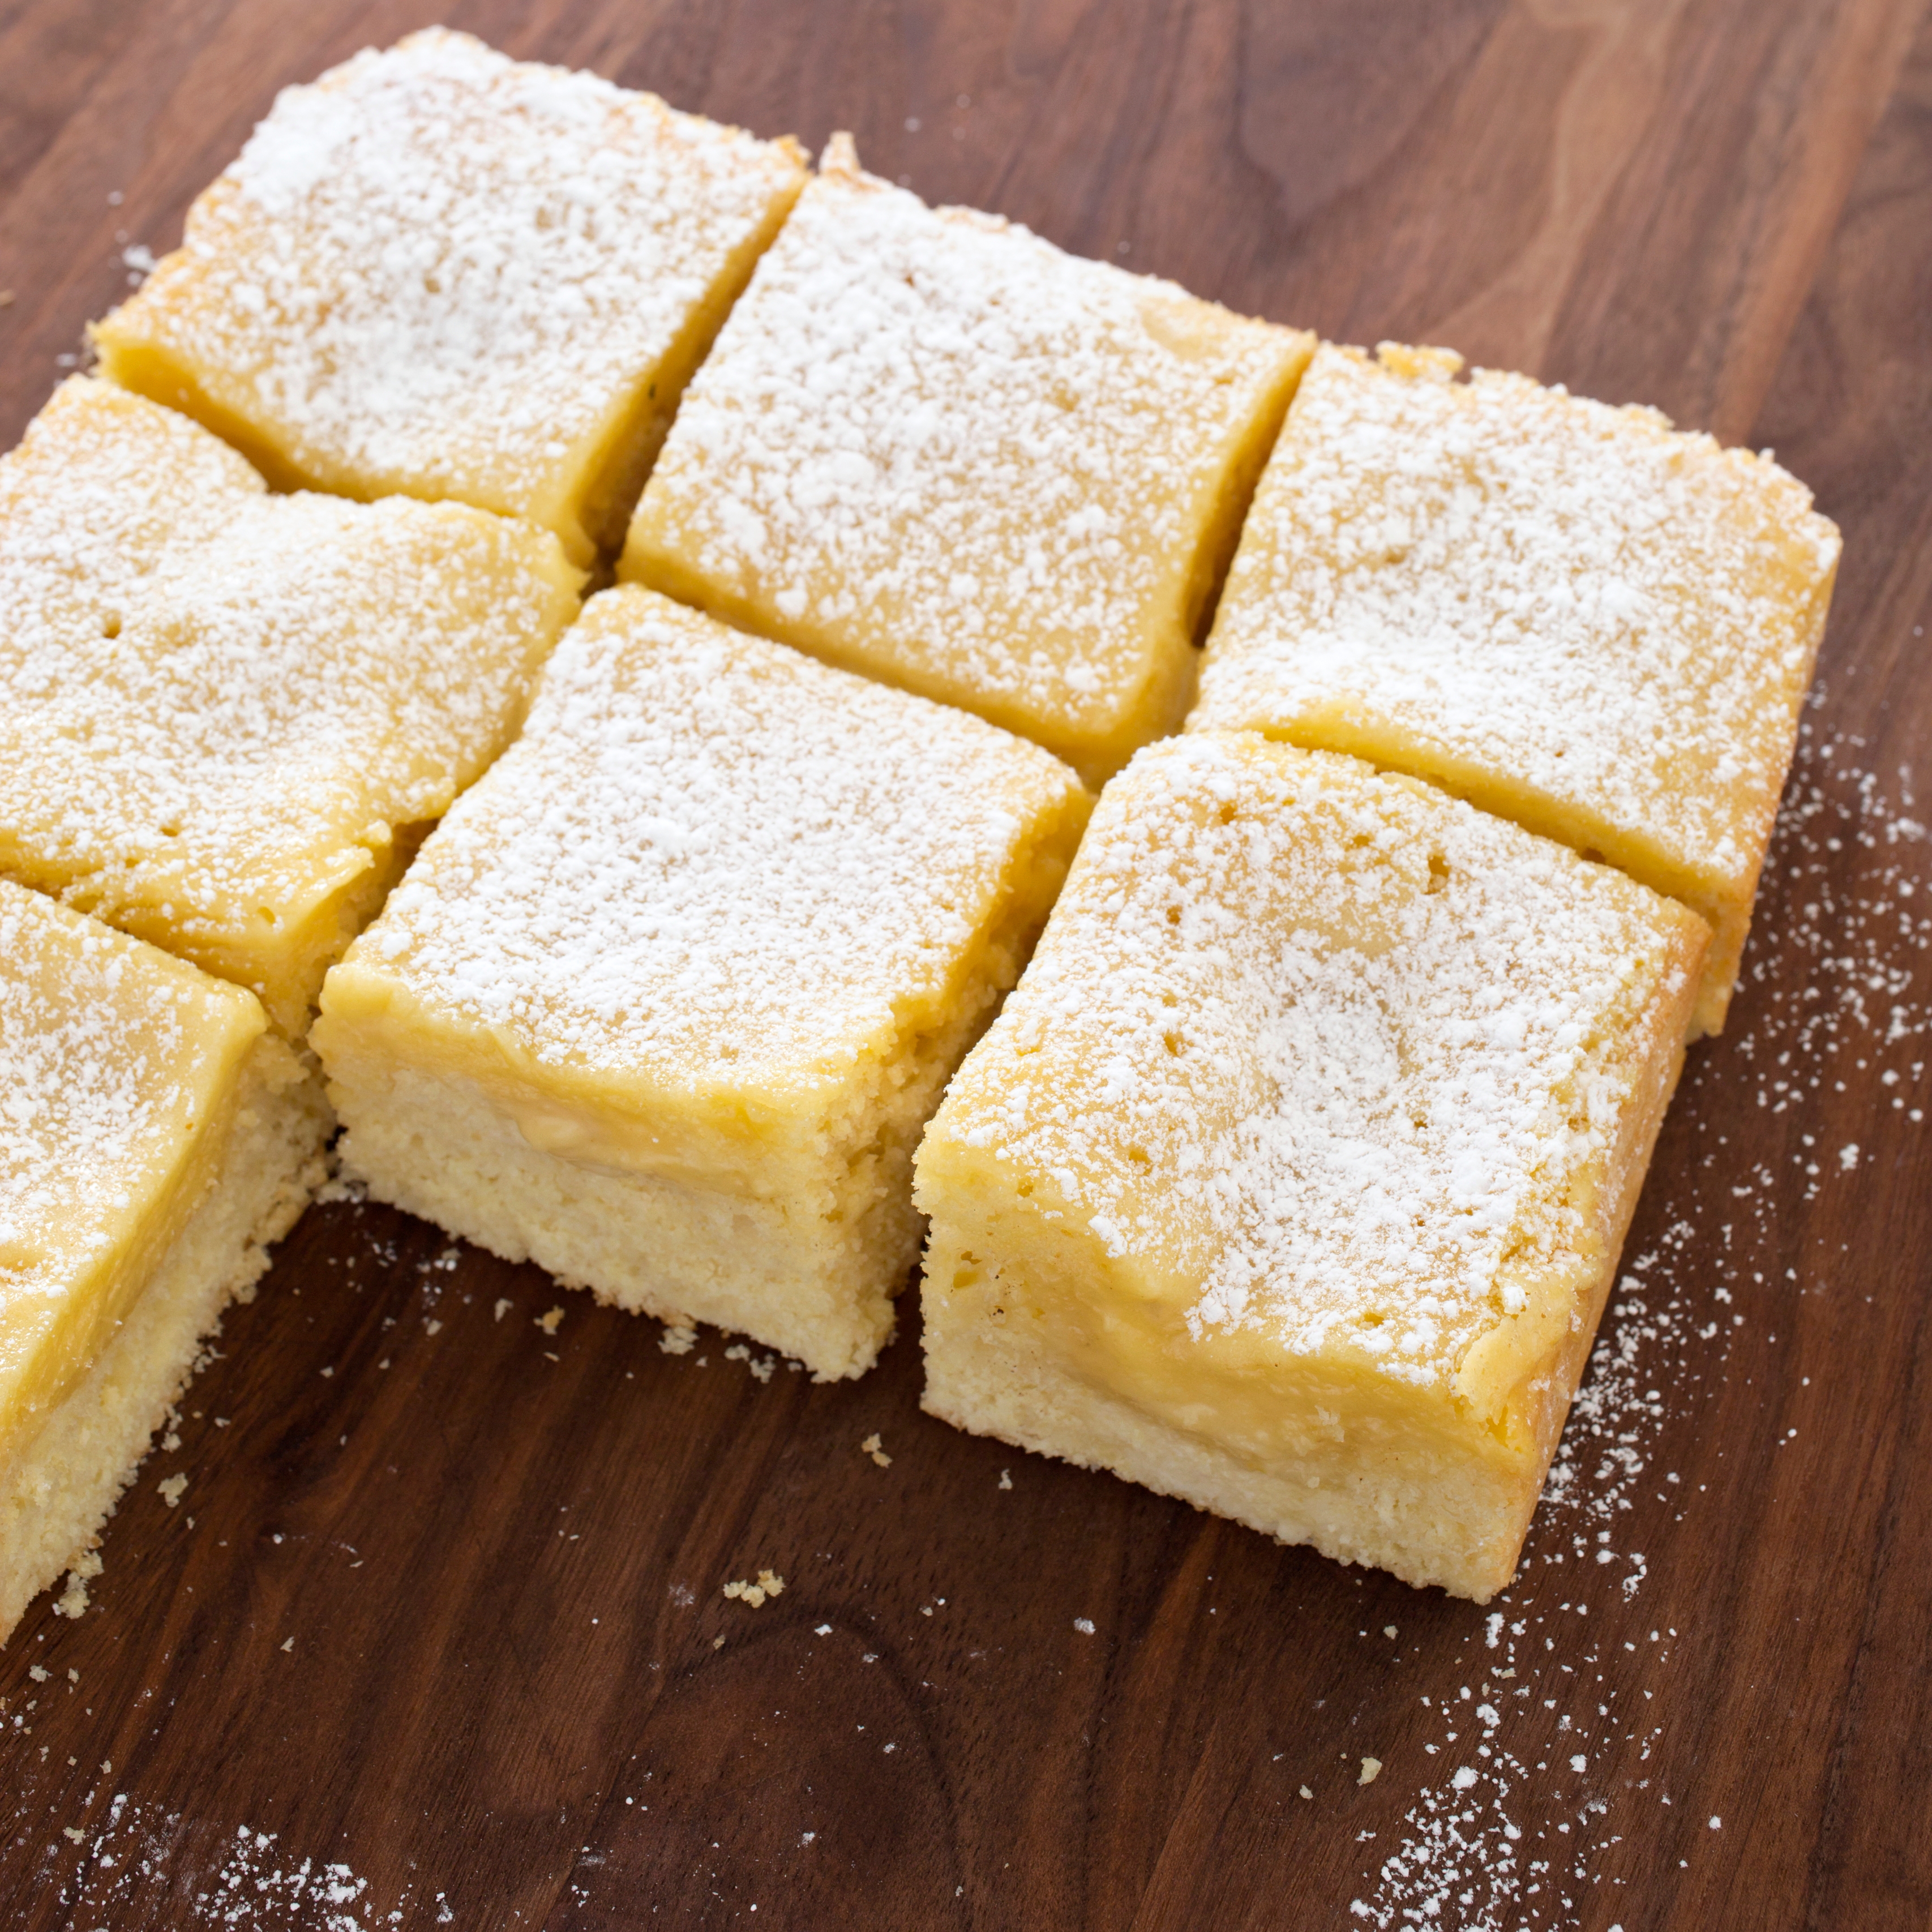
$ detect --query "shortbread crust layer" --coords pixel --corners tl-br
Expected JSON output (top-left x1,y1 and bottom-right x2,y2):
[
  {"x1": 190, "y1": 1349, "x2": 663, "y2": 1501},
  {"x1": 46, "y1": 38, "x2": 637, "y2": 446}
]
[{"x1": 0, "y1": 884, "x2": 328, "y2": 1640}]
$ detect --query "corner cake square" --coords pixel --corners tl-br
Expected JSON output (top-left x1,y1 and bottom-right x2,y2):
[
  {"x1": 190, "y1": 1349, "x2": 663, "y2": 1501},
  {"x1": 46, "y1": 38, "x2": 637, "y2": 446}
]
[
  {"x1": 91, "y1": 29, "x2": 807, "y2": 566},
  {"x1": 622, "y1": 135, "x2": 1313, "y2": 785},
  {"x1": 0, "y1": 880, "x2": 328, "y2": 1641},
  {"x1": 1189, "y1": 341, "x2": 1839, "y2": 1035},
  {"x1": 310, "y1": 586, "x2": 1091, "y2": 1379},
  {"x1": 915, "y1": 732, "x2": 1708, "y2": 1600},
  {"x1": 0, "y1": 377, "x2": 581, "y2": 1036}
]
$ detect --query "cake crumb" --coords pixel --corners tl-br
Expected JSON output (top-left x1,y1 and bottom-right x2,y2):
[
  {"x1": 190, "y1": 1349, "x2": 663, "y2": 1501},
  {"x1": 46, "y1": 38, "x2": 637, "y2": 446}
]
[
  {"x1": 660, "y1": 1322, "x2": 698, "y2": 1356},
  {"x1": 52, "y1": 1550, "x2": 102, "y2": 1620},
  {"x1": 28, "y1": 1665, "x2": 48, "y2": 1683},
  {"x1": 723, "y1": 1569, "x2": 786, "y2": 1608},
  {"x1": 157, "y1": 1475, "x2": 188, "y2": 1509},
  {"x1": 998, "y1": 1469, "x2": 1012, "y2": 1490},
  {"x1": 1359, "y1": 1758, "x2": 1383, "y2": 1787},
  {"x1": 62, "y1": 1826, "x2": 84, "y2": 1844},
  {"x1": 536, "y1": 1306, "x2": 565, "y2": 1335},
  {"x1": 1300, "y1": 1785, "x2": 1314, "y2": 1800},
  {"x1": 1073, "y1": 1617, "x2": 1095, "y2": 1635},
  {"x1": 493, "y1": 1298, "x2": 512, "y2": 1322},
  {"x1": 861, "y1": 1433, "x2": 892, "y2": 1468},
  {"x1": 280, "y1": 1638, "x2": 294, "y2": 1653}
]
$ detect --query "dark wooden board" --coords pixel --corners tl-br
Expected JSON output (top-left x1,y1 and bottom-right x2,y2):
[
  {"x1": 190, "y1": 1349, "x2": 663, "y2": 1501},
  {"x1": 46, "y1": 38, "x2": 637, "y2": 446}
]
[{"x1": 3, "y1": 3, "x2": 1932, "y2": 1926}]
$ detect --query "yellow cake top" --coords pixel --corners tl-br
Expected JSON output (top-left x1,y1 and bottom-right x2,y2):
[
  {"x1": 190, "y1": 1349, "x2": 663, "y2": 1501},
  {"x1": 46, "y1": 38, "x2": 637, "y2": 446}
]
[
  {"x1": 325, "y1": 587, "x2": 1089, "y2": 1128},
  {"x1": 93, "y1": 28, "x2": 806, "y2": 555},
  {"x1": 1192, "y1": 343, "x2": 1840, "y2": 894},
  {"x1": 928, "y1": 733, "x2": 1707, "y2": 1391},
  {"x1": 626, "y1": 136, "x2": 1311, "y2": 773},
  {"x1": 0, "y1": 881, "x2": 264, "y2": 1436},
  {"x1": 0, "y1": 378, "x2": 581, "y2": 1032}
]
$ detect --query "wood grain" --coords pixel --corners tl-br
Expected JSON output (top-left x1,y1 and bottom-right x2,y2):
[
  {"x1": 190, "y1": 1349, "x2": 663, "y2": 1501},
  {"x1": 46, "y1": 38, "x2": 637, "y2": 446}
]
[{"x1": 2, "y1": 3, "x2": 1931, "y2": 1927}]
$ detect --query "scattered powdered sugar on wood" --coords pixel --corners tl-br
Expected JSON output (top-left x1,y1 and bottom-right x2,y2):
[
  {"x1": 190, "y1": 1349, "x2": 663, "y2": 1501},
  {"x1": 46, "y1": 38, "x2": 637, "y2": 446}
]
[
  {"x1": 362, "y1": 589, "x2": 1083, "y2": 1089},
  {"x1": 103, "y1": 28, "x2": 802, "y2": 523},
  {"x1": 1347, "y1": 728, "x2": 1927, "y2": 1927},
  {"x1": 1194, "y1": 342, "x2": 1839, "y2": 889},
  {"x1": 637, "y1": 136, "x2": 1301, "y2": 727},
  {"x1": 25, "y1": 1794, "x2": 433, "y2": 1929}
]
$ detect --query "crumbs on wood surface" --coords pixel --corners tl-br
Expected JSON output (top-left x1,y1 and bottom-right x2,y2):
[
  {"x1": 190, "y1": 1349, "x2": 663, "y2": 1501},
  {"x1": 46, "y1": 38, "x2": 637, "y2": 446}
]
[
  {"x1": 536, "y1": 1305, "x2": 565, "y2": 1335},
  {"x1": 723, "y1": 1570, "x2": 786, "y2": 1608},
  {"x1": 861, "y1": 1433, "x2": 892, "y2": 1468},
  {"x1": 659, "y1": 1320, "x2": 698, "y2": 1356}
]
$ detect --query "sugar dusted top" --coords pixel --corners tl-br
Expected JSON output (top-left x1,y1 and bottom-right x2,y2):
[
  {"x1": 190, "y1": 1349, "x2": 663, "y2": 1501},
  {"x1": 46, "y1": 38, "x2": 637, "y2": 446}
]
[
  {"x1": 1193, "y1": 344, "x2": 1840, "y2": 888},
  {"x1": 97, "y1": 29, "x2": 804, "y2": 539},
  {"x1": 350, "y1": 588, "x2": 1087, "y2": 1097},
  {"x1": 930, "y1": 734, "x2": 1706, "y2": 1386},
  {"x1": 0, "y1": 881, "x2": 262, "y2": 1361},
  {"x1": 0, "y1": 378, "x2": 577, "y2": 999},
  {"x1": 628, "y1": 137, "x2": 1308, "y2": 762}
]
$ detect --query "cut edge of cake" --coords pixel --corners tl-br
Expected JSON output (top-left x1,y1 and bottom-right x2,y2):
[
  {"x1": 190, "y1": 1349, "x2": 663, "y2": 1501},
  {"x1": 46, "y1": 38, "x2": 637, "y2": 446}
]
[{"x1": 916, "y1": 937, "x2": 1695, "y2": 1602}]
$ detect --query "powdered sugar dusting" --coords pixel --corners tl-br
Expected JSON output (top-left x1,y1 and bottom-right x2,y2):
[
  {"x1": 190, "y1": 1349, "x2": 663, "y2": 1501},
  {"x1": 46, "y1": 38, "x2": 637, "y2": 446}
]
[
  {"x1": 0, "y1": 881, "x2": 259, "y2": 1322},
  {"x1": 1193, "y1": 343, "x2": 1840, "y2": 904},
  {"x1": 348, "y1": 588, "x2": 1085, "y2": 1090},
  {"x1": 0, "y1": 378, "x2": 575, "y2": 1021},
  {"x1": 934, "y1": 733, "x2": 1701, "y2": 1389},
  {"x1": 25, "y1": 1793, "x2": 425, "y2": 1929},
  {"x1": 632, "y1": 137, "x2": 1306, "y2": 752},
  {"x1": 100, "y1": 29, "x2": 803, "y2": 541}
]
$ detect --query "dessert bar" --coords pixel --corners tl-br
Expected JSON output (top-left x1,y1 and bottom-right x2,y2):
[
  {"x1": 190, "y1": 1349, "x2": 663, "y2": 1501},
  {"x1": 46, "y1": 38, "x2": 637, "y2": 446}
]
[
  {"x1": 0, "y1": 881, "x2": 327, "y2": 1640},
  {"x1": 0, "y1": 377, "x2": 580, "y2": 1036},
  {"x1": 916, "y1": 733, "x2": 1708, "y2": 1599},
  {"x1": 624, "y1": 134, "x2": 1313, "y2": 785},
  {"x1": 313, "y1": 588, "x2": 1090, "y2": 1378},
  {"x1": 93, "y1": 29, "x2": 807, "y2": 565}
]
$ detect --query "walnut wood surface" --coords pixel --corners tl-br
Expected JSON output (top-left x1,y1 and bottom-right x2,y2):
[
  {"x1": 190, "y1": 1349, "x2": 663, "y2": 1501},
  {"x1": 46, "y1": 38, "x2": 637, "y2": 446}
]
[{"x1": 3, "y1": 3, "x2": 1931, "y2": 1927}]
